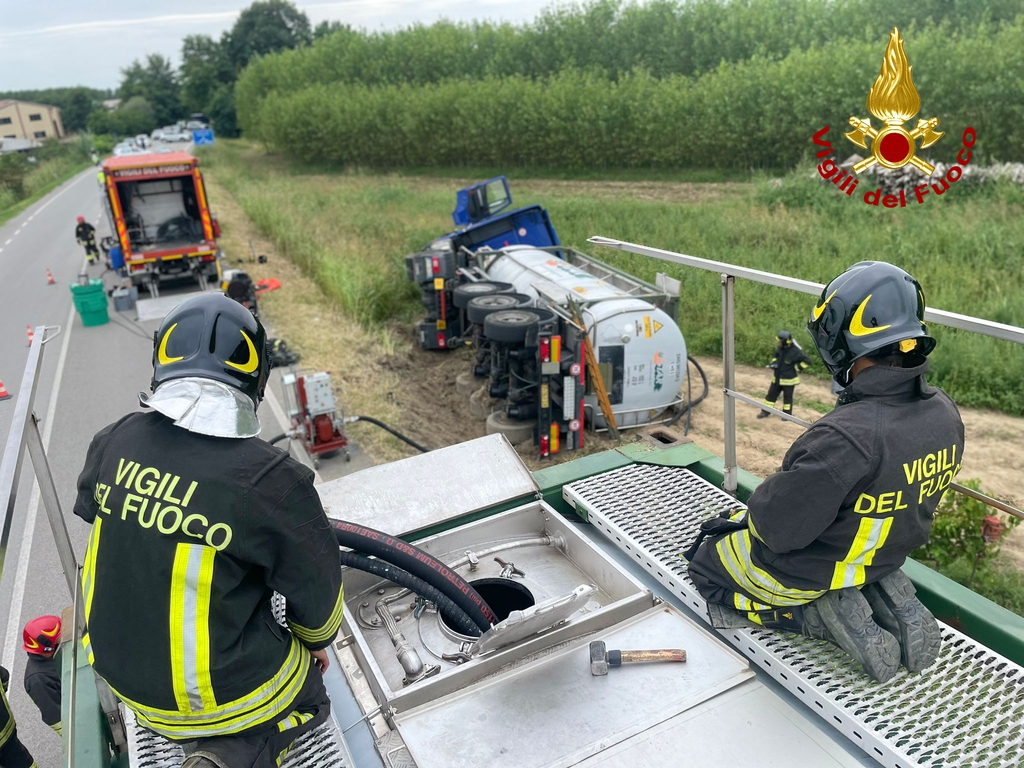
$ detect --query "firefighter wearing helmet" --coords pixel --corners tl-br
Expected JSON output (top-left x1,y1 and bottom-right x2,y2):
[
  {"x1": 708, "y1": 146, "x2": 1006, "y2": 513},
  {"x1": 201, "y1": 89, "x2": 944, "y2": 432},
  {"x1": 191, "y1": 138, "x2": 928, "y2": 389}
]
[
  {"x1": 757, "y1": 329, "x2": 812, "y2": 420},
  {"x1": 74, "y1": 293, "x2": 343, "y2": 768},
  {"x1": 687, "y1": 261, "x2": 965, "y2": 683},
  {"x1": 74, "y1": 215, "x2": 99, "y2": 264},
  {"x1": 22, "y1": 615, "x2": 64, "y2": 736}
]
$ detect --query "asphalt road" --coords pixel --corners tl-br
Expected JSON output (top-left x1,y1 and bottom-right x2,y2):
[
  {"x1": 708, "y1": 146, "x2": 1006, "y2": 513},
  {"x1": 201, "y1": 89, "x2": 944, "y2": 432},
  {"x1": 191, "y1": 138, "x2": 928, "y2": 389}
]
[{"x1": 0, "y1": 151, "x2": 371, "y2": 764}]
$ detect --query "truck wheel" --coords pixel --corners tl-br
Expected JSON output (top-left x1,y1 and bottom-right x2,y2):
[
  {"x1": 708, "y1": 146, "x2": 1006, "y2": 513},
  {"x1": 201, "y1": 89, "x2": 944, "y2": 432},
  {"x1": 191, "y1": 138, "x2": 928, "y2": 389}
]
[
  {"x1": 466, "y1": 294, "x2": 521, "y2": 325},
  {"x1": 453, "y1": 281, "x2": 514, "y2": 309},
  {"x1": 486, "y1": 411, "x2": 536, "y2": 445},
  {"x1": 484, "y1": 310, "x2": 541, "y2": 344}
]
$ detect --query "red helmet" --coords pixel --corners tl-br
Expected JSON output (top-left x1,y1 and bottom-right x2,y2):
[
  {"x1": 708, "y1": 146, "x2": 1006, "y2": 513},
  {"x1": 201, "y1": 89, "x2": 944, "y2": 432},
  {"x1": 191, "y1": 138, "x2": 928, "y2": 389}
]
[
  {"x1": 77, "y1": 216, "x2": 85, "y2": 223},
  {"x1": 24, "y1": 615, "x2": 62, "y2": 655}
]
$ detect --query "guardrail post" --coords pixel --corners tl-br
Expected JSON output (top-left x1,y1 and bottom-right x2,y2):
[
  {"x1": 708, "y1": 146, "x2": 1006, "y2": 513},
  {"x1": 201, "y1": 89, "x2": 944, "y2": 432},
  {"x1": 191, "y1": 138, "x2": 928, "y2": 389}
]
[{"x1": 721, "y1": 274, "x2": 738, "y2": 496}]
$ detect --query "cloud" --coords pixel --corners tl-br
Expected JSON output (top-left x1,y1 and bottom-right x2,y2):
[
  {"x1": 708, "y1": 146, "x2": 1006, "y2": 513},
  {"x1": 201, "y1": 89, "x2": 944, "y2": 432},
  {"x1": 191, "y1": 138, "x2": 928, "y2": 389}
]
[{"x1": 0, "y1": 11, "x2": 241, "y2": 41}]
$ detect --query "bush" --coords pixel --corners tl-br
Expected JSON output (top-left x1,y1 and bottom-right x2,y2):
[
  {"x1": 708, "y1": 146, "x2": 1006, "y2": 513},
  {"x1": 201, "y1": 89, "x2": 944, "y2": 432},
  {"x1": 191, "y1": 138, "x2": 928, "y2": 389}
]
[
  {"x1": 239, "y1": 18, "x2": 1024, "y2": 170},
  {"x1": 913, "y1": 479, "x2": 1021, "y2": 570}
]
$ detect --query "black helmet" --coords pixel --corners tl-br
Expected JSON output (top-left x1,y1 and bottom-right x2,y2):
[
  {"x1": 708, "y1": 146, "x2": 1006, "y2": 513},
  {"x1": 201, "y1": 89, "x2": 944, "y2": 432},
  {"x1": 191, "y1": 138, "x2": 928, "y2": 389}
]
[
  {"x1": 151, "y1": 293, "x2": 269, "y2": 404},
  {"x1": 807, "y1": 261, "x2": 935, "y2": 381},
  {"x1": 776, "y1": 330, "x2": 792, "y2": 344}
]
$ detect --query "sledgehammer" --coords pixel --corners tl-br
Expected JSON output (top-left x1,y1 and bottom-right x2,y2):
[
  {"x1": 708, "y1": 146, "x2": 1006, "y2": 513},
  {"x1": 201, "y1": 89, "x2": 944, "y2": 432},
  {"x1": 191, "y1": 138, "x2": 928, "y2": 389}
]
[{"x1": 589, "y1": 640, "x2": 686, "y2": 676}]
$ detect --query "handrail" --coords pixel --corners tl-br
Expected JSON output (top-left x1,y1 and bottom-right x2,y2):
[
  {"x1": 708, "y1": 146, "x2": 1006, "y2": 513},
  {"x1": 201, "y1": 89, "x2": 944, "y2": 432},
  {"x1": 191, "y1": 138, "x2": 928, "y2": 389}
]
[
  {"x1": 589, "y1": 236, "x2": 1024, "y2": 519},
  {"x1": 0, "y1": 324, "x2": 127, "y2": 763},
  {"x1": 589, "y1": 237, "x2": 1024, "y2": 345}
]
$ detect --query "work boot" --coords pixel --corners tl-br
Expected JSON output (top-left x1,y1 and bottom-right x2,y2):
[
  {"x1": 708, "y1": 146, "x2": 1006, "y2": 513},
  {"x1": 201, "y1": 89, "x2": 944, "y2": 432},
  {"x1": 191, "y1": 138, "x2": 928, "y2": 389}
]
[
  {"x1": 862, "y1": 570, "x2": 941, "y2": 672},
  {"x1": 756, "y1": 409, "x2": 771, "y2": 419},
  {"x1": 802, "y1": 589, "x2": 900, "y2": 683}
]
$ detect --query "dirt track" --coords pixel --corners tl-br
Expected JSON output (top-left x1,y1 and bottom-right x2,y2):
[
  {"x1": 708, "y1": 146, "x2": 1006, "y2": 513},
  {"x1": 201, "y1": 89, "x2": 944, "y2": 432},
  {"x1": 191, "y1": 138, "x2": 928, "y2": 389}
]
[{"x1": 206, "y1": 173, "x2": 1024, "y2": 567}]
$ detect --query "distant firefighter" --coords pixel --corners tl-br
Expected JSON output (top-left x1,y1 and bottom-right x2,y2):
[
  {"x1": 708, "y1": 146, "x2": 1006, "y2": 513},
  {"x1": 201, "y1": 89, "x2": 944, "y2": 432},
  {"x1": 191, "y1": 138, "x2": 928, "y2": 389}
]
[
  {"x1": 75, "y1": 215, "x2": 99, "y2": 265},
  {"x1": 757, "y1": 330, "x2": 811, "y2": 419}
]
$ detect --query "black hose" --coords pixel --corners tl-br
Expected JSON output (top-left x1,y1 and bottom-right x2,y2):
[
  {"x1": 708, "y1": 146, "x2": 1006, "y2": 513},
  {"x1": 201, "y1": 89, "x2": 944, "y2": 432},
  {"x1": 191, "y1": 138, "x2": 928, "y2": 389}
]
[
  {"x1": 338, "y1": 550, "x2": 482, "y2": 637},
  {"x1": 352, "y1": 416, "x2": 429, "y2": 453},
  {"x1": 331, "y1": 520, "x2": 496, "y2": 632},
  {"x1": 667, "y1": 355, "x2": 710, "y2": 430},
  {"x1": 266, "y1": 433, "x2": 289, "y2": 445}
]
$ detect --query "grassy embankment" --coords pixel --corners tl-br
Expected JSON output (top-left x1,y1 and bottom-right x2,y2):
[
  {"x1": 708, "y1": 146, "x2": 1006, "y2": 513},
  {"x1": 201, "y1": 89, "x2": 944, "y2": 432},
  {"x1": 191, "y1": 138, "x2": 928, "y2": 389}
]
[
  {"x1": 0, "y1": 156, "x2": 91, "y2": 227},
  {"x1": 201, "y1": 140, "x2": 1024, "y2": 415}
]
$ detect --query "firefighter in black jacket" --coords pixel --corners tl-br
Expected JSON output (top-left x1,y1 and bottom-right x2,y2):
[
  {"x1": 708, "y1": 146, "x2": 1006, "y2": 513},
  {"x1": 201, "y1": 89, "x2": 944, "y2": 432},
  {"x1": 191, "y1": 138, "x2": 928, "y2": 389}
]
[
  {"x1": 23, "y1": 615, "x2": 63, "y2": 736},
  {"x1": 74, "y1": 293, "x2": 344, "y2": 768},
  {"x1": 75, "y1": 216, "x2": 99, "y2": 264},
  {"x1": 688, "y1": 261, "x2": 965, "y2": 683},
  {"x1": 757, "y1": 330, "x2": 812, "y2": 419},
  {"x1": 1, "y1": 666, "x2": 37, "y2": 768}
]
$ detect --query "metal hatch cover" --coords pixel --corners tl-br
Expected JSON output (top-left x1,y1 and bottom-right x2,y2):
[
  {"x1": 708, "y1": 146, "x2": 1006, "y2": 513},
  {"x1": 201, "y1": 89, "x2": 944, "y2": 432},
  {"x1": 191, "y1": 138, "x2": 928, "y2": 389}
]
[
  {"x1": 469, "y1": 584, "x2": 598, "y2": 656},
  {"x1": 317, "y1": 434, "x2": 537, "y2": 536},
  {"x1": 394, "y1": 604, "x2": 755, "y2": 768}
]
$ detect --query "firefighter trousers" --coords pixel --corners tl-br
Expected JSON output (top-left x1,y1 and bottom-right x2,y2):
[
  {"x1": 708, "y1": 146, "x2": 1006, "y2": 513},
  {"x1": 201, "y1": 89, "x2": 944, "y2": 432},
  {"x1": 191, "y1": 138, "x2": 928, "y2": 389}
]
[
  {"x1": 179, "y1": 662, "x2": 330, "y2": 768},
  {"x1": 764, "y1": 382, "x2": 795, "y2": 414},
  {"x1": 0, "y1": 728, "x2": 36, "y2": 768},
  {"x1": 687, "y1": 529, "x2": 825, "y2": 629}
]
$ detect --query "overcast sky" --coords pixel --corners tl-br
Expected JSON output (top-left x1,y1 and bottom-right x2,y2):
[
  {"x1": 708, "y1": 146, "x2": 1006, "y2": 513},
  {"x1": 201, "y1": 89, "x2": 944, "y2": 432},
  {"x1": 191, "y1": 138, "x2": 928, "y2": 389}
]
[{"x1": 0, "y1": 0, "x2": 555, "y2": 92}]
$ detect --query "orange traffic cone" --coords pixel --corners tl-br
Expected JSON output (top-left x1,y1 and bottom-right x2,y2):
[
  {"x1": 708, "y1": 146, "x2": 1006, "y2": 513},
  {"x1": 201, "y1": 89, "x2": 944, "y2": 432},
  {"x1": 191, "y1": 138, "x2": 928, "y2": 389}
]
[
  {"x1": 46, "y1": 268, "x2": 56, "y2": 285},
  {"x1": 27, "y1": 325, "x2": 34, "y2": 347},
  {"x1": 0, "y1": 378, "x2": 10, "y2": 401}
]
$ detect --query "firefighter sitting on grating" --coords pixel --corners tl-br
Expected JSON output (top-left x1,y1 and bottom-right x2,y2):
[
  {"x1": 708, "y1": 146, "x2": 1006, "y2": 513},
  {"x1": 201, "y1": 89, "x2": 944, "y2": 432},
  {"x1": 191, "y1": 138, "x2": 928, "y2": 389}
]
[
  {"x1": 757, "y1": 330, "x2": 812, "y2": 420},
  {"x1": 74, "y1": 293, "x2": 344, "y2": 768},
  {"x1": 686, "y1": 261, "x2": 965, "y2": 683}
]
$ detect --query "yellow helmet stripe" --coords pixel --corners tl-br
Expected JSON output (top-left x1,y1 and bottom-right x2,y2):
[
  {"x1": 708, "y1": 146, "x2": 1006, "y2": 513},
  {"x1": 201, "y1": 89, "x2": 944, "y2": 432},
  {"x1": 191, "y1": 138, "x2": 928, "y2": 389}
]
[
  {"x1": 811, "y1": 289, "x2": 837, "y2": 321},
  {"x1": 848, "y1": 294, "x2": 893, "y2": 337},
  {"x1": 224, "y1": 330, "x2": 259, "y2": 373},
  {"x1": 158, "y1": 323, "x2": 185, "y2": 364}
]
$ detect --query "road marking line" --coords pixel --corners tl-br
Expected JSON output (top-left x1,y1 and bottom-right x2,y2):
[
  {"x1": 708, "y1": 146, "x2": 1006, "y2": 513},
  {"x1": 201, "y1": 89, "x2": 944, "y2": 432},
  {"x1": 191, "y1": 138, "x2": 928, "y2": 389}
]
[
  {"x1": 1, "y1": 287, "x2": 78, "y2": 670},
  {"x1": 28, "y1": 168, "x2": 91, "y2": 219},
  {"x1": 21, "y1": 221, "x2": 28, "y2": 227},
  {"x1": 3, "y1": 239, "x2": 10, "y2": 245},
  {"x1": 14, "y1": 229, "x2": 20, "y2": 235}
]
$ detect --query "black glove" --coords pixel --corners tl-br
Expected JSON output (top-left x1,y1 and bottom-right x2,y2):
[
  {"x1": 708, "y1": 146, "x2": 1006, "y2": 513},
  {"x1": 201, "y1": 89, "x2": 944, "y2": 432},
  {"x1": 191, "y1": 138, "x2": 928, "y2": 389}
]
[{"x1": 682, "y1": 509, "x2": 748, "y2": 561}]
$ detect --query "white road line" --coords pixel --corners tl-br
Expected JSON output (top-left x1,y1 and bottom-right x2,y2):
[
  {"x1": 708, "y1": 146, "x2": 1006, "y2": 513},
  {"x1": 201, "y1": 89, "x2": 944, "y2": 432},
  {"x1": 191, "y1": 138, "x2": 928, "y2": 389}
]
[
  {"x1": 1, "y1": 294, "x2": 78, "y2": 670},
  {"x1": 27, "y1": 169, "x2": 91, "y2": 220},
  {"x1": 3, "y1": 239, "x2": 10, "y2": 245},
  {"x1": 14, "y1": 229, "x2": 21, "y2": 235},
  {"x1": 21, "y1": 221, "x2": 28, "y2": 227}
]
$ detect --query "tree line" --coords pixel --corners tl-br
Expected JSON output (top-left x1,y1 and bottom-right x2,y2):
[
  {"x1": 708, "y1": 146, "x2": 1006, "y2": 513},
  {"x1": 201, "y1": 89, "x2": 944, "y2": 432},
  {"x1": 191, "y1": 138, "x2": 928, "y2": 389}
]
[
  {"x1": 82, "y1": 0, "x2": 321, "y2": 138},
  {"x1": 240, "y1": 18, "x2": 1024, "y2": 170},
  {"x1": 238, "y1": 0, "x2": 1023, "y2": 101}
]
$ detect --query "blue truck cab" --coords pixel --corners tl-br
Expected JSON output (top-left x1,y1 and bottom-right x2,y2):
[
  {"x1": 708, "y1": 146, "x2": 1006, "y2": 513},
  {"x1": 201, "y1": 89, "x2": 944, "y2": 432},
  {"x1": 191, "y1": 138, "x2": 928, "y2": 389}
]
[{"x1": 406, "y1": 177, "x2": 560, "y2": 349}]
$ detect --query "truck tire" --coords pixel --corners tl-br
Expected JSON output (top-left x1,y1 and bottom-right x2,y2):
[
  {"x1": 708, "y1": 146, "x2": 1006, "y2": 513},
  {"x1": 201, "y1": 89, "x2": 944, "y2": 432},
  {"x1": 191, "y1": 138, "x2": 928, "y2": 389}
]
[
  {"x1": 466, "y1": 294, "x2": 521, "y2": 325},
  {"x1": 486, "y1": 411, "x2": 536, "y2": 445},
  {"x1": 452, "y1": 281, "x2": 514, "y2": 309},
  {"x1": 484, "y1": 309, "x2": 541, "y2": 344}
]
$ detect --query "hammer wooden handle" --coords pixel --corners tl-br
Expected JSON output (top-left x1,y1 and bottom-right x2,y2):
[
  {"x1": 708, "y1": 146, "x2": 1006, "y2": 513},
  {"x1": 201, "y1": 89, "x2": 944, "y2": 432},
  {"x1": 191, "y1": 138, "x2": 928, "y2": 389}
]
[{"x1": 611, "y1": 649, "x2": 686, "y2": 665}]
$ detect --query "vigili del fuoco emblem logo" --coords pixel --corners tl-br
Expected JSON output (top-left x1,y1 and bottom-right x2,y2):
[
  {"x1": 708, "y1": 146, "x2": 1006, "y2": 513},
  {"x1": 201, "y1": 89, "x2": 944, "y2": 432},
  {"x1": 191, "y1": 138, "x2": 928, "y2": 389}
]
[
  {"x1": 844, "y1": 27, "x2": 942, "y2": 176},
  {"x1": 810, "y1": 27, "x2": 976, "y2": 208}
]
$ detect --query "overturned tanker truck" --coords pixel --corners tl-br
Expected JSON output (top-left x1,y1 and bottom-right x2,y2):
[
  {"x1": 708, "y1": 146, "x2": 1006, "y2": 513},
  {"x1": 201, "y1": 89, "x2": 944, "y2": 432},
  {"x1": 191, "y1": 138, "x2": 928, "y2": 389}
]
[{"x1": 406, "y1": 177, "x2": 706, "y2": 457}]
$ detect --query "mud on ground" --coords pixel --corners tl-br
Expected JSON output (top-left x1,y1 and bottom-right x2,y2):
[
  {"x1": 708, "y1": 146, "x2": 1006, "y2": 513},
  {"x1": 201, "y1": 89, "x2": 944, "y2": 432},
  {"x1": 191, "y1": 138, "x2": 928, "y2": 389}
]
[{"x1": 205, "y1": 173, "x2": 1024, "y2": 565}]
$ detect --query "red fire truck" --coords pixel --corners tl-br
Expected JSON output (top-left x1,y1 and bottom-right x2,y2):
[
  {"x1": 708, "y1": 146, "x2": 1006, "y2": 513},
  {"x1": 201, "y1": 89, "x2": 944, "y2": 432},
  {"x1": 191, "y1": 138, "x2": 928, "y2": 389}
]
[{"x1": 101, "y1": 152, "x2": 222, "y2": 295}]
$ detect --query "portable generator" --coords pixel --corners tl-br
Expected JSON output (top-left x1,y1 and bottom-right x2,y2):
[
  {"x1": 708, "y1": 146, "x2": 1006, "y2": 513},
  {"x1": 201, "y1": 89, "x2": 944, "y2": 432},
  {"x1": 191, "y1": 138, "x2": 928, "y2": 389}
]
[{"x1": 281, "y1": 370, "x2": 350, "y2": 467}]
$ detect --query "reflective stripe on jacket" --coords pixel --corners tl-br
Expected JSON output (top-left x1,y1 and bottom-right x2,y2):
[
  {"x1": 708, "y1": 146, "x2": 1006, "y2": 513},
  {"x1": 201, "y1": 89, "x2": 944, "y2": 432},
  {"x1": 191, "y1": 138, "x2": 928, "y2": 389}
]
[{"x1": 73, "y1": 412, "x2": 343, "y2": 739}]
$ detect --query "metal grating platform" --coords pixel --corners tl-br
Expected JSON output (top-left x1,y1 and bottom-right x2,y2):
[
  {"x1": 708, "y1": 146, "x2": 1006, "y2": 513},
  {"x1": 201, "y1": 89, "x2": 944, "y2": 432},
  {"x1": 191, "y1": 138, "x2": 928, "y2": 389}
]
[
  {"x1": 564, "y1": 464, "x2": 1024, "y2": 768},
  {"x1": 124, "y1": 705, "x2": 353, "y2": 767}
]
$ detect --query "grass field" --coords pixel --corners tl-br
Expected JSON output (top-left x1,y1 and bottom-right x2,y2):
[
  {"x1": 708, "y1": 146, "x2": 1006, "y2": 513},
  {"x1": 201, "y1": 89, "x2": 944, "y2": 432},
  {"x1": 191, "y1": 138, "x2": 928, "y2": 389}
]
[{"x1": 200, "y1": 140, "x2": 1024, "y2": 415}]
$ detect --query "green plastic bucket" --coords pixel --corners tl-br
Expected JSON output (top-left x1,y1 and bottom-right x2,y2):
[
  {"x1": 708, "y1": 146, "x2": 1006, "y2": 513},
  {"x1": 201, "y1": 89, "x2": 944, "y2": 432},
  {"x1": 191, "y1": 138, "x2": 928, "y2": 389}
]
[{"x1": 70, "y1": 279, "x2": 109, "y2": 327}]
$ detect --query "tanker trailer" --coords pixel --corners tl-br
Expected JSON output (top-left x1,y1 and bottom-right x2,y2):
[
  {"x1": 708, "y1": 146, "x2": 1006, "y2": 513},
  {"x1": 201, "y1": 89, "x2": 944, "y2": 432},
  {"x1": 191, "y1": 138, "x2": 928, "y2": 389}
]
[{"x1": 476, "y1": 246, "x2": 689, "y2": 439}]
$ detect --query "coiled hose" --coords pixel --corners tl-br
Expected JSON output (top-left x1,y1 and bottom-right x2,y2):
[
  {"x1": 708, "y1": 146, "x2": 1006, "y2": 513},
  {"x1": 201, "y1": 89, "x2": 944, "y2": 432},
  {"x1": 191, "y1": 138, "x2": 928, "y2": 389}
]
[
  {"x1": 338, "y1": 550, "x2": 481, "y2": 637},
  {"x1": 332, "y1": 520, "x2": 496, "y2": 633}
]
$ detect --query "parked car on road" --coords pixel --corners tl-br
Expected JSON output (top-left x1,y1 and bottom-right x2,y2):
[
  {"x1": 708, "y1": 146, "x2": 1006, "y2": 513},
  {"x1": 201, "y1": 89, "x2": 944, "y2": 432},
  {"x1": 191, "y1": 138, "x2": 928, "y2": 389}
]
[
  {"x1": 151, "y1": 128, "x2": 165, "y2": 141},
  {"x1": 185, "y1": 120, "x2": 207, "y2": 132},
  {"x1": 162, "y1": 130, "x2": 191, "y2": 143}
]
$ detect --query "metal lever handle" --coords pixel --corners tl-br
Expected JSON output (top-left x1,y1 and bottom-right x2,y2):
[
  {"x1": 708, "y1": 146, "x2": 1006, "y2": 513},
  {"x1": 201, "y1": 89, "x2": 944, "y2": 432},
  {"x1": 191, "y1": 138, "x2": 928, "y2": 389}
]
[{"x1": 610, "y1": 649, "x2": 687, "y2": 666}]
